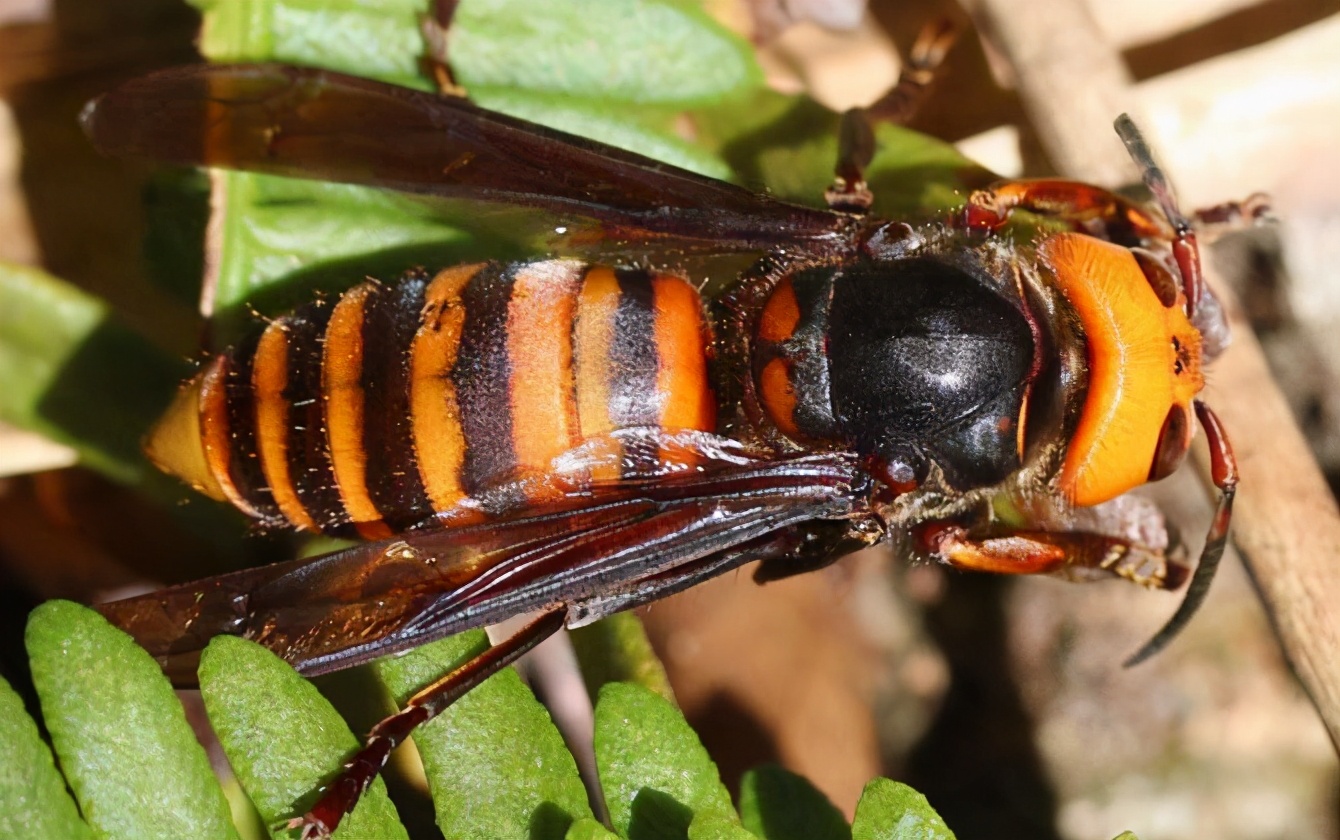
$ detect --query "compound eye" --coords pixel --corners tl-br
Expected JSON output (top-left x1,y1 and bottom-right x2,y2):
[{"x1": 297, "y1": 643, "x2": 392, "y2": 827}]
[
  {"x1": 1149, "y1": 403, "x2": 1192, "y2": 481},
  {"x1": 1132, "y1": 248, "x2": 1180, "y2": 308}
]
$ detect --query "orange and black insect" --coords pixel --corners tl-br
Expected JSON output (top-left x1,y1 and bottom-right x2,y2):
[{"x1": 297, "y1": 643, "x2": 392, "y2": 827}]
[{"x1": 82, "y1": 24, "x2": 1246, "y2": 839}]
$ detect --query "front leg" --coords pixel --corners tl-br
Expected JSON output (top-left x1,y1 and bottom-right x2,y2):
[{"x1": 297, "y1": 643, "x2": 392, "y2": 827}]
[
  {"x1": 958, "y1": 172, "x2": 1214, "y2": 328},
  {"x1": 913, "y1": 521, "x2": 1189, "y2": 590},
  {"x1": 961, "y1": 120, "x2": 1268, "y2": 324},
  {"x1": 959, "y1": 178, "x2": 1173, "y2": 245}
]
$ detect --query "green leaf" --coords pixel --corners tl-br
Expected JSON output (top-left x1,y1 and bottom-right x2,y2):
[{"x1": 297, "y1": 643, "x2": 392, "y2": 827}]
[
  {"x1": 143, "y1": 169, "x2": 213, "y2": 308},
  {"x1": 190, "y1": 0, "x2": 761, "y2": 324},
  {"x1": 208, "y1": 173, "x2": 489, "y2": 325},
  {"x1": 692, "y1": 91, "x2": 837, "y2": 201},
  {"x1": 375, "y1": 629, "x2": 591, "y2": 840},
  {"x1": 569, "y1": 613, "x2": 674, "y2": 705},
  {"x1": 594, "y1": 682, "x2": 736, "y2": 840},
  {"x1": 0, "y1": 263, "x2": 256, "y2": 566},
  {"x1": 190, "y1": 0, "x2": 458, "y2": 321},
  {"x1": 0, "y1": 262, "x2": 186, "y2": 483},
  {"x1": 568, "y1": 817, "x2": 622, "y2": 840},
  {"x1": 0, "y1": 674, "x2": 92, "y2": 840},
  {"x1": 693, "y1": 90, "x2": 992, "y2": 215},
  {"x1": 451, "y1": 0, "x2": 762, "y2": 104},
  {"x1": 688, "y1": 814, "x2": 759, "y2": 840},
  {"x1": 24, "y1": 601, "x2": 237, "y2": 840},
  {"x1": 191, "y1": 0, "x2": 432, "y2": 87},
  {"x1": 198, "y1": 636, "x2": 407, "y2": 839},
  {"x1": 1112, "y1": 834, "x2": 1140, "y2": 840},
  {"x1": 739, "y1": 764, "x2": 850, "y2": 840},
  {"x1": 850, "y1": 779, "x2": 954, "y2": 840},
  {"x1": 865, "y1": 124, "x2": 998, "y2": 215},
  {"x1": 0, "y1": 233, "x2": 285, "y2": 570}
]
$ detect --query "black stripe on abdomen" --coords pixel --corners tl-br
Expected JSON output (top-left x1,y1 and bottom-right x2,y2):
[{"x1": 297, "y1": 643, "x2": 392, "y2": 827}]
[
  {"x1": 225, "y1": 330, "x2": 282, "y2": 522},
  {"x1": 454, "y1": 263, "x2": 519, "y2": 498},
  {"x1": 283, "y1": 298, "x2": 346, "y2": 530},
  {"x1": 609, "y1": 268, "x2": 660, "y2": 427},
  {"x1": 610, "y1": 268, "x2": 661, "y2": 477},
  {"x1": 361, "y1": 272, "x2": 433, "y2": 529}
]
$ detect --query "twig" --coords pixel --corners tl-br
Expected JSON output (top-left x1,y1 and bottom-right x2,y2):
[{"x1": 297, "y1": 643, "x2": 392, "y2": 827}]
[{"x1": 1204, "y1": 292, "x2": 1340, "y2": 749}]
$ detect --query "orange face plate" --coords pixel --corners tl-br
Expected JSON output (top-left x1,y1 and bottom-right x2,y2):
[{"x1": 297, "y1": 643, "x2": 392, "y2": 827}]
[{"x1": 1040, "y1": 233, "x2": 1203, "y2": 507}]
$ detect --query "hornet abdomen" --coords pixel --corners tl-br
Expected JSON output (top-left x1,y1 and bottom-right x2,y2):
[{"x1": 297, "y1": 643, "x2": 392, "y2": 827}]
[{"x1": 147, "y1": 260, "x2": 716, "y2": 538}]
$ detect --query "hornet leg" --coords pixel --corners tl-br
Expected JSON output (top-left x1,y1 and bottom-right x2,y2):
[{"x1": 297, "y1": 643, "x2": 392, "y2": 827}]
[
  {"x1": 421, "y1": 0, "x2": 466, "y2": 96},
  {"x1": 914, "y1": 522, "x2": 1191, "y2": 591},
  {"x1": 290, "y1": 609, "x2": 567, "y2": 839},
  {"x1": 826, "y1": 19, "x2": 959, "y2": 212}
]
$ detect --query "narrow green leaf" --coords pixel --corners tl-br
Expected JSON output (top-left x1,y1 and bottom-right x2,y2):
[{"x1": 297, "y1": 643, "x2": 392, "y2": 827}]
[
  {"x1": 0, "y1": 264, "x2": 270, "y2": 567},
  {"x1": 864, "y1": 124, "x2": 997, "y2": 215},
  {"x1": 190, "y1": 0, "x2": 755, "y2": 324},
  {"x1": 739, "y1": 764, "x2": 850, "y2": 840},
  {"x1": 191, "y1": 0, "x2": 432, "y2": 87},
  {"x1": 208, "y1": 174, "x2": 493, "y2": 327},
  {"x1": 198, "y1": 636, "x2": 407, "y2": 840},
  {"x1": 25, "y1": 601, "x2": 237, "y2": 840},
  {"x1": 849, "y1": 779, "x2": 954, "y2": 840},
  {"x1": 0, "y1": 673, "x2": 91, "y2": 840},
  {"x1": 190, "y1": 0, "x2": 460, "y2": 321},
  {"x1": 452, "y1": 0, "x2": 762, "y2": 104},
  {"x1": 594, "y1": 682, "x2": 736, "y2": 840},
  {"x1": 220, "y1": 775, "x2": 270, "y2": 840},
  {"x1": 570, "y1": 613, "x2": 674, "y2": 705},
  {"x1": 1112, "y1": 834, "x2": 1140, "y2": 840},
  {"x1": 0, "y1": 262, "x2": 186, "y2": 483},
  {"x1": 688, "y1": 814, "x2": 759, "y2": 840},
  {"x1": 568, "y1": 817, "x2": 622, "y2": 840},
  {"x1": 375, "y1": 629, "x2": 592, "y2": 840}
]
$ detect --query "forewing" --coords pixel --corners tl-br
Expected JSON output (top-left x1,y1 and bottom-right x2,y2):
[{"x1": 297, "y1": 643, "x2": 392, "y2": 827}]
[
  {"x1": 98, "y1": 453, "x2": 861, "y2": 685},
  {"x1": 82, "y1": 63, "x2": 848, "y2": 251}
]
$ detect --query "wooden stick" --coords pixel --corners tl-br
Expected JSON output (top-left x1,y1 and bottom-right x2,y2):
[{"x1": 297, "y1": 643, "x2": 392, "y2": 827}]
[
  {"x1": 1202, "y1": 291, "x2": 1340, "y2": 749},
  {"x1": 972, "y1": 0, "x2": 1141, "y2": 185}
]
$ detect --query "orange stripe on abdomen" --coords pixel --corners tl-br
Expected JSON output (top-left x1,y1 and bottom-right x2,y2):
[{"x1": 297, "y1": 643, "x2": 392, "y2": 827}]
[
  {"x1": 573, "y1": 268, "x2": 618, "y2": 434},
  {"x1": 252, "y1": 320, "x2": 318, "y2": 531},
  {"x1": 197, "y1": 356, "x2": 247, "y2": 511},
  {"x1": 573, "y1": 266, "x2": 622, "y2": 483},
  {"x1": 507, "y1": 261, "x2": 583, "y2": 479},
  {"x1": 651, "y1": 275, "x2": 714, "y2": 432},
  {"x1": 410, "y1": 264, "x2": 480, "y2": 518},
  {"x1": 323, "y1": 281, "x2": 392, "y2": 539}
]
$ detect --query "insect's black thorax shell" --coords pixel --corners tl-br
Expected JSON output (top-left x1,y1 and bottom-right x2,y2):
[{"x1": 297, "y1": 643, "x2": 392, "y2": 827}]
[{"x1": 795, "y1": 257, "x2": 1035, "y2": 489}]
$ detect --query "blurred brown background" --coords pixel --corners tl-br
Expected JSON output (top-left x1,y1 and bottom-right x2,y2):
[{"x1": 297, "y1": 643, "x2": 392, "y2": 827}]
[{"x1": 1, "y1": 1, "x2": 1338, "y2": 838}]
